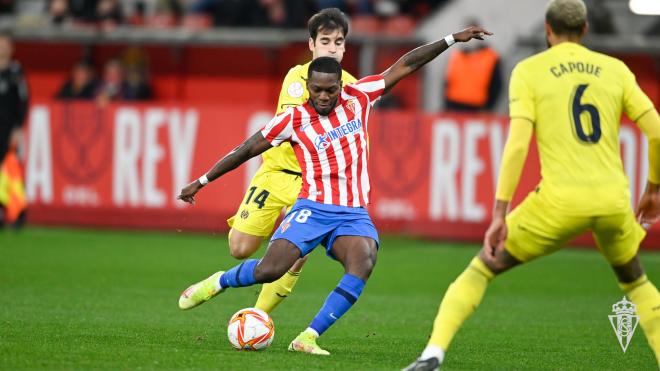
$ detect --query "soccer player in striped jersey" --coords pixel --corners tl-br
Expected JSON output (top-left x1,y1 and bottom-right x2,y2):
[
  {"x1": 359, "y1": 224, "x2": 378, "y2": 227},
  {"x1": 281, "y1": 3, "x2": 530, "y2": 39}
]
[
  {"x1": 226, "y1": 8, "x2": 358, "y2": 315},
  {"x1": 404, "y1": 0, "x2": 660, "y2": 369},
  {"x1": 177, "y1": 25, "x2": 491, "y2": 355}
]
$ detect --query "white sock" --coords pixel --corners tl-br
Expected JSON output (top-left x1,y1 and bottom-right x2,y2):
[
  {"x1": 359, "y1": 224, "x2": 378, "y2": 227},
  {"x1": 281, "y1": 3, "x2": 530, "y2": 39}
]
[
  {"x1": 304, "y1": 327, "x2": 320, "y2": 338},
  {"x1": 215, "y1": 273, "x2": 224, "y2": 290},
  {"x1": 420, "y1": 344, "x2": 445, "y2": 363}
]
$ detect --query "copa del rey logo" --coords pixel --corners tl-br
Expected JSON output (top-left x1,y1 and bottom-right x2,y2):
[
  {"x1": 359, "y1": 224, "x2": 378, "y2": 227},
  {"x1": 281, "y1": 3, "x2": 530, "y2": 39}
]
[{"x1": 608, "y1": 296, "x2": 639, "y2": 352}]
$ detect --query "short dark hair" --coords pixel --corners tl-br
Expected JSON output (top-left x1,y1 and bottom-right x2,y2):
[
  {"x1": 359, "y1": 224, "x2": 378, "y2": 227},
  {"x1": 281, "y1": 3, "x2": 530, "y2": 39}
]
[
  {"x1": 545, "y1": 0, "x2": 587, "y2": 36},
  {"x1": 308, "y1": 56, "x2": 342, "y2": 80},
  {"x1": 308, "y1": 8, "x2": 349, "y2": 41}
]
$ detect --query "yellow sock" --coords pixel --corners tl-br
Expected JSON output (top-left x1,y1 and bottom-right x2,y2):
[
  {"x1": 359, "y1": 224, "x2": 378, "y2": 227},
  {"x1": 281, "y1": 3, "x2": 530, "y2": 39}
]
[
  {"x1": 428, "y1": 257, "x2": 494, "y2": 350},
  {"x1": 619, "y1": 275, "x2": 660, "y2": 366},
  {"x1": 254, "y1": 270, "x2": 301, "y2": 313}
]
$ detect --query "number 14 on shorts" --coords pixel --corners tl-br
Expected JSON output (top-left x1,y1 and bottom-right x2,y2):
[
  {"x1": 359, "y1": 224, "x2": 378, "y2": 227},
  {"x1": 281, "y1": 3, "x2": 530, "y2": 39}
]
[{"x1": 280, "y1": 209, "x2": 312, "y2": 233}]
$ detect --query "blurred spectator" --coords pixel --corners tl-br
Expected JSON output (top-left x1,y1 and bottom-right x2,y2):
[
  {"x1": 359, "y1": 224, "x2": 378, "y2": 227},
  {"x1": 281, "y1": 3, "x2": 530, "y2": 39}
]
[
  {"x1": 0, "y1": 32, "x2": 28, "y2": 165},
  {"x1": 121, "y1": 47, "x2": 153, "y2": 100},
  {"x1": 190, "y1": 0, "x2": 251, "y2": 26},
  {"x1": 584, "y1": 0, "x2": 616, "y2": 34},
  {"x1": 0, "y1": 32, "x2": 29, "y2": 228},
  {"x1": 48, "y1": 0, "x2": 71, "y2": 25},
  {"x1": 96, "y1": 57, "x2": 152, "y2": 104},
  {"x1": 191, "y1": 0, "x2": 314, "y2": 28},
  {"x1": 443, "y1": 20, "x2": 502, "y2": 112},
  {"x1": 124, "y1": 66, "x2": 152, "y2": 100},
  {"x1": 0, "y1": 0, "x2": 14, "y2": 14},
  {"x1": 127, "y1": 0, "x2": 147, "y2": 26},
  {"x1": 96, "y1": 0, "x2": 124, "y2": 28},
  {"x1": 69, "y1": 0, "x2": 98, "y2": 22},
  {"x1": 156, "y1": 0, "x2": 184, "y2": 22},
  {"x1": 57, "y1": 61, "x2": 98, "y2": 100},
  {"x1": 96, "y1": 59, "x2": 127, "y2": 104}
]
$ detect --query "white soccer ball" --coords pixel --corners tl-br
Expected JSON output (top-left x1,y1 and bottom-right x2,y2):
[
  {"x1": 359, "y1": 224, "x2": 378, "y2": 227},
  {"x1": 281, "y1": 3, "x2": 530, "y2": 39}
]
[{"x1": 227, "y1": 308, "x2": 275, "y2": 350}]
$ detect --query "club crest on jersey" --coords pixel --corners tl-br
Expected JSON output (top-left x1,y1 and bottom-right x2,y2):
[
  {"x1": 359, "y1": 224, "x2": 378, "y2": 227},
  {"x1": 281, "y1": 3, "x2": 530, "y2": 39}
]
[
  {"x1": 314, "y1": 118, "x2": 363, "y2": 151},
  {"x1": 345, "y1": 99, "x2": 356, "y2": 114}
]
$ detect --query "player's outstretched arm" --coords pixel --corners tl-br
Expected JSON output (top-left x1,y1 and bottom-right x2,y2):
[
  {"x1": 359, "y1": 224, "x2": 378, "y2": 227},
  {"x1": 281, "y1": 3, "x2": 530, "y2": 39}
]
[
  {"x1": 177, "y1": 132, "x2": 273, "y2": 204},
  {"x1": 380, "y1": 26, "x2": 492, "y2": 93}
]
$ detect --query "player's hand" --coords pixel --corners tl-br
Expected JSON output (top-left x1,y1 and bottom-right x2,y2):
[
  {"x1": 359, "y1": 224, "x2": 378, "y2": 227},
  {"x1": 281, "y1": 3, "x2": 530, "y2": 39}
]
[
  {"x1": 453, "y1": 26, "x2": 493, "y2": 42},
  {"x1": 636, "y1": 182, "x2": 660, "y2": 227},
  {"x1": 483, "y1": 217, "x2": 507, "y2": 259},
  {"x1": 177, "y1": 181, "x2": 203, "y2": 205}
]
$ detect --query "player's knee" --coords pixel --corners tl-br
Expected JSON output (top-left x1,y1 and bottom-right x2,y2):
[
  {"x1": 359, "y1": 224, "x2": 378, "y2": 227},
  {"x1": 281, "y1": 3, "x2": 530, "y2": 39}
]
[
  {"x1": 228, "y1": 233, "x2": 261, "y2": 259},
  {"x1": 349, "y1": 245, "x2": 377, "y2": 280},
  {"x1": 229, "y1": 244, "x2": 255, "y2": 260}
]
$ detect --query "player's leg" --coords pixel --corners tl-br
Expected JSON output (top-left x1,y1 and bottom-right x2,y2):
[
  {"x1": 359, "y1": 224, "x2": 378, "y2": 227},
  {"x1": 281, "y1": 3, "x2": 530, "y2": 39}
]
[
  {"x1": 226, "y1": 170, "x2": 287, "y2": 259},
  {"x1": 254, "y1": 171, "x2": 307, "y2": 313},
  {"x1": 594, "y1": 212, "x2": 660, "y2": 365},
  {"x1": 289, "y1": 235, "x2": 378, "y2": 355},
  {"x1": 405, "y1": 192, "x2": 587, "y2": 370},
  {"x1": 178, "y1": 238, "x2": 301, "y2": 310},
  {"x1": 255, "y1": 255, "x2": 308, "y2": 313},
  {"x1": 227, "y1": 228, "x2": 263, "y2": 259}
]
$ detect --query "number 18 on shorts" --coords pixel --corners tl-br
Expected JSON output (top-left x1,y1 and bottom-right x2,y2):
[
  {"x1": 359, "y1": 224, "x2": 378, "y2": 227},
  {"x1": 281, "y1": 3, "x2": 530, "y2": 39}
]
[{"x1": 270, "y1": 199, "x2": 379, "y2": 258}]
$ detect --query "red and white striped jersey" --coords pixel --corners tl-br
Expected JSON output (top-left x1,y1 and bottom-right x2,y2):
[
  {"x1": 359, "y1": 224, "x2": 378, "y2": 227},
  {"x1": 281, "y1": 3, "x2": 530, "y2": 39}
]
[{"x1": 261, "y1": 75, "x2": 386, "y2": 207}]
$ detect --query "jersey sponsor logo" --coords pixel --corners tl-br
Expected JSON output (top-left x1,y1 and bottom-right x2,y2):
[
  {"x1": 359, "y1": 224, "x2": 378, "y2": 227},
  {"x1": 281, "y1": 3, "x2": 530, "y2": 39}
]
[
  {"x1": 287, "y1": 82, "x2": 304, "y2": 98},
  {"x1": 314, "y1": 118, "x2": 363, "y2": 151},
  {"x1": 608, "y1": 296, "x2": 639, "y2": 353}
]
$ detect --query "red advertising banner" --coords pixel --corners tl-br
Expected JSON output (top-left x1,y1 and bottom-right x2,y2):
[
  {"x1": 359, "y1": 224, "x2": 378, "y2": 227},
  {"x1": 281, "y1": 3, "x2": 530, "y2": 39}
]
[{"x1": 23, "y1": 102, "x2": 658, "y2": 248}]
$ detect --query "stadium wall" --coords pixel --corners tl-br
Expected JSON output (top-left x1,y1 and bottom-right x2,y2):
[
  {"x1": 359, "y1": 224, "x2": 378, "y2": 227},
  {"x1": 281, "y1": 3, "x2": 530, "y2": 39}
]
[{"x1": 20, "y1": 101, "x2": 660, "y2": 250}]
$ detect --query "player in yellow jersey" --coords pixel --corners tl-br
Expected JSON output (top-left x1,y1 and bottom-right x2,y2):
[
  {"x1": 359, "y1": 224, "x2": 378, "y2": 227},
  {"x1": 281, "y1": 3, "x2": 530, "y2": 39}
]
[
  {"x1": 178, "y1": 8, "x2": 357, "y2": 313},
  {"x1": 404, "y1": 0, "x2": 660, "y2": 369}
]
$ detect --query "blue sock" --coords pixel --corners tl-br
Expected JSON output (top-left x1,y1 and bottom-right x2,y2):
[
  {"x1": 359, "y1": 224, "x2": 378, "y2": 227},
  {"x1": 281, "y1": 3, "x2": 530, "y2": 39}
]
[
  {"x1": 309, "y1": 273, "x2": 365, "y2": 336},
  {"x1": 219, "y1": 259, "x2": 259, "y2": 288}
]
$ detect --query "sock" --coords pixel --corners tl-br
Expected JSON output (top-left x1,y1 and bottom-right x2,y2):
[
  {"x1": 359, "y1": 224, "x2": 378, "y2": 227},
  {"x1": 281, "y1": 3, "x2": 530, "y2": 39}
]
[
  {"x1": 254, "y1": 269, "x2": 301, "y2": 313},
  {"x1": 619, "y1": 275, "x2": 660, "y2": 365},
  {"x1": 309, "y1": 273, "x2": 365, "y2": 336},
  {"x1": 304, "y1": 327, "x2": 319, "y2": 338},
  {"x1": 219, "y1": 259, "x2": 259, "y2": 288},
  {"x1": 420, "y1": 344, "x2": 445, "y2": 363},
  {"x1": 428, "y1": 257, "x2": 494, "y2": 350}
]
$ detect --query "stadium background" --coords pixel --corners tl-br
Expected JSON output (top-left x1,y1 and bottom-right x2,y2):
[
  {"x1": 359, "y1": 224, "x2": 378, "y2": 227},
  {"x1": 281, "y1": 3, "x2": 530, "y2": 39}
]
[
  {"x1": 2, "y1": 0, "x2": 660, "y2": 369},
  {"x1": 8, "y1": 0, "x2": 660, "y2": 247}
]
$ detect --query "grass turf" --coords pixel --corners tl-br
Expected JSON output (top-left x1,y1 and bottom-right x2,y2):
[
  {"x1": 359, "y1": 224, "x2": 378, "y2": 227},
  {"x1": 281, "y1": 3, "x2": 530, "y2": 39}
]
[{"x1": 0, "y1": 227, "x2": 658, "y2": 370}]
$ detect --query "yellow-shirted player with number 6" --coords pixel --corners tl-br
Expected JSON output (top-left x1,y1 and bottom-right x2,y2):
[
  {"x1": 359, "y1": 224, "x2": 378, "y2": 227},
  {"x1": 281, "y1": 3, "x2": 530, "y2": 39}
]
[
  {"x1": 178, "y1": 8, "x2": 357, "y2": 313},
  {"x1": 404, "y1": 0, "x2": 660, "y2": 369}
]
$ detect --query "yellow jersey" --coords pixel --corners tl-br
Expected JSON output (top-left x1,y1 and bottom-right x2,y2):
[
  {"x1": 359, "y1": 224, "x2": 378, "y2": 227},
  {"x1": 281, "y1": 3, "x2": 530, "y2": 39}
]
[
  {"x1": 509, "y1": 42, "x2": 655, "y2": 215},
  {"x1": 259, "y1": 62, "x2": 358, "y2": 173}
]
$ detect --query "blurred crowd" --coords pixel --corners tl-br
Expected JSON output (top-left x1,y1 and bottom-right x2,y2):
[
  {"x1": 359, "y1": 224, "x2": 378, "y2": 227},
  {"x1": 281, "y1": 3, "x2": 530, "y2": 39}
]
[
  {"x1": 57, "y1": 47, "x2": 153, "y2": 103},
  {"x1": 0, "y1": 0, "x2": 446, "y2": 30}
]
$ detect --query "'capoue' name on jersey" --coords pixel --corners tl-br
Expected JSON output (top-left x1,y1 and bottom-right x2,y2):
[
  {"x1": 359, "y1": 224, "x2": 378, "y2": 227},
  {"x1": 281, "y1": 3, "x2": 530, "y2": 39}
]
[{"x1": 550, "y1": 61, "x2": 602, "y2": 78}]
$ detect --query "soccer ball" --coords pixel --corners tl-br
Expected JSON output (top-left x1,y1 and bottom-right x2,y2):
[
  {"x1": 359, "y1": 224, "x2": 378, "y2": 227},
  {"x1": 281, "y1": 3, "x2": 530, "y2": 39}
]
[{"x1": 227, "y1": 308, "x2": 275, "y2": 350}]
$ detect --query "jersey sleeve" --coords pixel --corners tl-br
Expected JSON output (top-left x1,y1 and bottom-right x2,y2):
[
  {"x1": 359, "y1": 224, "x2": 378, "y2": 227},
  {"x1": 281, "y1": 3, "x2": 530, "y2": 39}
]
[
  {"x1": 621, "y1": 63, "x2": 655, "y2": 122},
  {"x1": 276, "y1": 66, "x2": 306, "y2": 114},
  {"x1": 495, "y1": 118, "x2": 534, "y2": 201},
  {"x1": 350, "y1": 75, "x2": 386, "y2": 106},
  {"x1": 508, "y1": 64, "x2": 535, "y2": 123},
  {"x1": 261, "y1": 109, "x2": 294, "y2": 147}
]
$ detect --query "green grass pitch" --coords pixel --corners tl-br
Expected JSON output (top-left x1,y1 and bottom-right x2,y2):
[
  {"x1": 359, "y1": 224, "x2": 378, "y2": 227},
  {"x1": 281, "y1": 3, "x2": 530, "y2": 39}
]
[{"x1": 1, "y1": 227, "x2": 658, "y2": 370}]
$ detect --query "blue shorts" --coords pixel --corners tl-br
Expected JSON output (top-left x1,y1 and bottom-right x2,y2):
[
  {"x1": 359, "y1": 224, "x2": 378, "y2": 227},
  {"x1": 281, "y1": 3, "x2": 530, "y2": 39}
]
[{"x1": 270, "y1": 199, "x2": 379, "y2": 258}]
